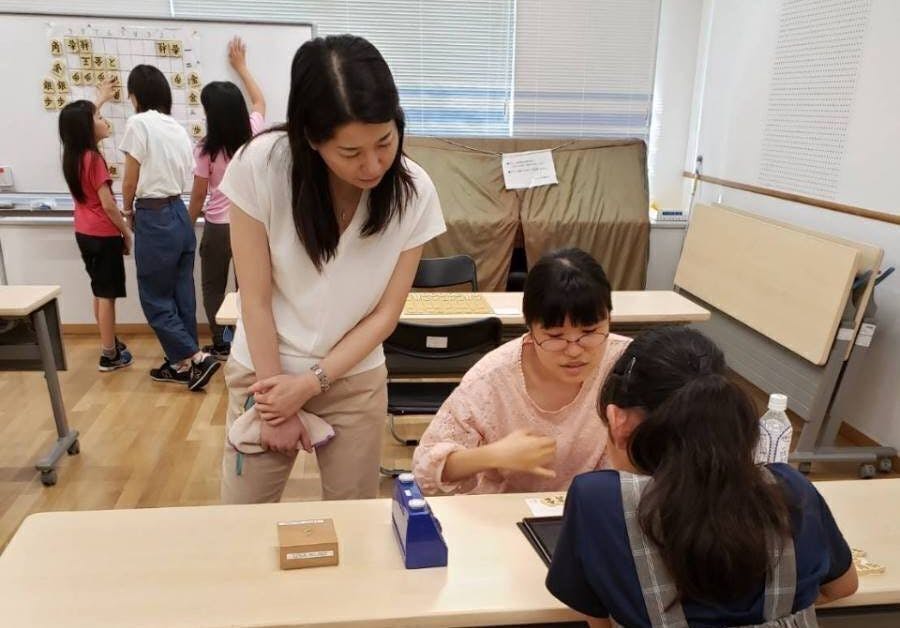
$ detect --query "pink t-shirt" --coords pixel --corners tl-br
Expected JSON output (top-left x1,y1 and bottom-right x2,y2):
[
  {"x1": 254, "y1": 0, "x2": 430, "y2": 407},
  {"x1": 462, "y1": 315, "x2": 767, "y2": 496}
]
[
  {"x1": 193, "y1": 111, "x2": 265, "y2": 224},
  {"x1": 412, "y1": 333, "x2": 630, "y2": 495},
  {"x1": 73, "y1": 151, "x2": 120, "y2": 237}
]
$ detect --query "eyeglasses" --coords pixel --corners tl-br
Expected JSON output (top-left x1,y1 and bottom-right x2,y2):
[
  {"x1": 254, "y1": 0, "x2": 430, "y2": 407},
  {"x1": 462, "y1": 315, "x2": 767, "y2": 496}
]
[{"x1": 531, "y1": 330, "x2": 610, "y2": 352}]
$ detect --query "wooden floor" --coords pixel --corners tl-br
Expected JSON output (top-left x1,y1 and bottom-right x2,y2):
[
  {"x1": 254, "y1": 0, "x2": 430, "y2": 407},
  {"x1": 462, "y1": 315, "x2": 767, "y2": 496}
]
[{"x1": 0, "y1": 334, "x2": 894, "y2": 551}]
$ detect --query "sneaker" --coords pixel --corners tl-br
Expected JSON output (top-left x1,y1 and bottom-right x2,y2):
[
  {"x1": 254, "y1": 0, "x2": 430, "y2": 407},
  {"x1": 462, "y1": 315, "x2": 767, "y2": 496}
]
[
  {"x1": 189, "y1": 354, "x2": 221, "y2": 391},
  {"x1": 202, "y1": 342, "x2": 231, "y2": 361},
  {"x1": 115, "y1": 337, "x2": 127, "y2": 353},
  {"x1": 150, "y1": 360, "x2": 190, "y2": 385},
  {"x1": 98, "y1": 348, "x2": 133, "y2": 372}
]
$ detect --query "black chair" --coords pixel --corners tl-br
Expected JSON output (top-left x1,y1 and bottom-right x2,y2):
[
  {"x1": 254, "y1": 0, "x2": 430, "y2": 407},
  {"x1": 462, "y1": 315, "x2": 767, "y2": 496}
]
[
  {"x1": 413, "y1": 255, "x2": 478, "y2": 291},
  {"x1": 381, "y1": 316, "x2": 503, "y2": 476}
]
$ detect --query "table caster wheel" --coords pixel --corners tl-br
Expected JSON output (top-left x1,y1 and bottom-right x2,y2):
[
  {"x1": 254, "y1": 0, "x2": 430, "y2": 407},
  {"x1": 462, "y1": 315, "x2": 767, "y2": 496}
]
[
  {"x1": 859, "y1": 463, "x2": 876, "y2": 479},
  {"x1": 67, "y1": 440, "x2": 80, "y2": 455},
  {"x1": 41, "y1": 469, "x2": 57, "y2": 486}
]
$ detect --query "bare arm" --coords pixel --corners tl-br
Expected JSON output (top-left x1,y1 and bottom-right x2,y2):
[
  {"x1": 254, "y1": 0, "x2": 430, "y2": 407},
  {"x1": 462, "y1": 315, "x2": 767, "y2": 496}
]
[
  {"x1": 230, "y1": 202, "x2": 282, "y2": 380},
  {"x1": 121, "y1": 153, "x2": 140, "y2": 228},
  {"x1": 228, "y1": 36, "x2": 266, "y2": 117},
  {"x1": 442, "y1": 430, "x2": 557, "y2": 483},
  {"x1": 816, "y1": 564, "x2": 859, "y2": 605},
  {"x1": 188, "y1": 176, "x2": 208, "y2": 223}
]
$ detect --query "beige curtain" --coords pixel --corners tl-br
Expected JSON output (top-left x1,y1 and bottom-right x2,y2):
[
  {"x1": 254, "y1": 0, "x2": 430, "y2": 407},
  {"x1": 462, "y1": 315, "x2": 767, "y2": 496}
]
[{"x1": 405, "y1": 137, "x2": 649, "y2": 291}]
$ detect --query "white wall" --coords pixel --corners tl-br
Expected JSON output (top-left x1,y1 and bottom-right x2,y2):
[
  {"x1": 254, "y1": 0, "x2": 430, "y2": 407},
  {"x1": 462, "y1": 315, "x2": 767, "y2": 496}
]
[
  {"x1": 683, "y1": 0, "x2": 900, "y2": 448},
  {"x1": 647, "y1": 0, "x2": 704, "y2": 209}
]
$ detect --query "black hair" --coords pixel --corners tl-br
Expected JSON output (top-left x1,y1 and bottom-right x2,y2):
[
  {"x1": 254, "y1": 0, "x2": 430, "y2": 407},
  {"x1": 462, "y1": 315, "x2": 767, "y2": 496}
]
[
  {"x1": 522, "y1": 248, "x2": 613, "y2": 328},
  {"x1": 127, "y1": 64, "x2": 172, "y2": 114},
  {"x1": 251, "y1": 34, "x2": 414, "y2": 271},
  {"x1": 200, "y1": 81, "x2": 252, "y2": 160},
  {"x1": 598, "y1": 327, "x2": 791, "y2": 605},
  {"x1": 59, "y1": 99, "x2": 101, "y2": 203}
]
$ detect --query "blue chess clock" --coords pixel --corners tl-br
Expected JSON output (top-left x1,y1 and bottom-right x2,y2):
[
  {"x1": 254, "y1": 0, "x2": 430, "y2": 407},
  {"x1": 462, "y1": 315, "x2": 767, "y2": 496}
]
[{"x1": 391, "y1": 473, "x2": 449, "y2": 569}]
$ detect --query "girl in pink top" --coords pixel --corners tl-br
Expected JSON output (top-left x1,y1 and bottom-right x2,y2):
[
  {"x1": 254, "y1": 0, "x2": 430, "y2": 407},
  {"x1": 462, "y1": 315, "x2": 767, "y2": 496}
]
[
  {"x1": 188, "y1": 37, "x2": 266, "y2": 359},
  {"x1": 413, "y1": 248, "x2": 630, "y2": 494}
]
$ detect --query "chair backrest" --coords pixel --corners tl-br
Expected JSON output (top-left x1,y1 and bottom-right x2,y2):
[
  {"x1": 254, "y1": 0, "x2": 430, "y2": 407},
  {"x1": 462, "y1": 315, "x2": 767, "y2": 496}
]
[
  {"x1": 384, "y1": 317, "x2": 502, "y2": 362},
  {"x1": 413, "y1": 255, "x2": 478, "y2": 291}
]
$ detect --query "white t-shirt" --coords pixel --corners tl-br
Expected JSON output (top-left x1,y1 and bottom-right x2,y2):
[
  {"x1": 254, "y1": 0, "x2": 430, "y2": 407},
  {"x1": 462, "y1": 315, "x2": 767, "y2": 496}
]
[
  {"x1": 119, "y1": 110, "x2": 193, "y2": 199},
  {"x1": 218, "y1": 131, "x2": 447, "y2": 377}
]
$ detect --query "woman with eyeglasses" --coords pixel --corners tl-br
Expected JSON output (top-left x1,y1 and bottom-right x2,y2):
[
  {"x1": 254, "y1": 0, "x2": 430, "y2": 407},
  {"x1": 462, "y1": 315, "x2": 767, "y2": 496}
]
[{"x1": 412, "y1": 248, "x2": 630, "y2": 494}]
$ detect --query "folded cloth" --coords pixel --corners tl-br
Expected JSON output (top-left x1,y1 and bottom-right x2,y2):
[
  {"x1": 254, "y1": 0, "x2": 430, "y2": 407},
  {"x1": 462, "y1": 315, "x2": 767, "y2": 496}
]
[{"x1": 228, "y1": 405, "x2": 335, "y2": 454}]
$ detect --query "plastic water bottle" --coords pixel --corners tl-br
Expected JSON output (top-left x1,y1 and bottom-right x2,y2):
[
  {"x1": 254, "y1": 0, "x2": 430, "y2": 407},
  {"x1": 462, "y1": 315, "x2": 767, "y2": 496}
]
[{"x1": 755, "y1": 394, "x2": 792, "y2": 464}]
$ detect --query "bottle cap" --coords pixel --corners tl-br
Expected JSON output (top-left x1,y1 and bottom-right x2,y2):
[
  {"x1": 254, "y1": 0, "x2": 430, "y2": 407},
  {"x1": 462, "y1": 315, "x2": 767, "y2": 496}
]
[
  {"x1": 768, "y1": 393, "x2": 788, "y2": 412},
  {"x1": 397, "y1": 472, "x2": 415, "y2": 484},
  {"x1": 408, "y1": 498, "x2": 427, "y2": 510}
]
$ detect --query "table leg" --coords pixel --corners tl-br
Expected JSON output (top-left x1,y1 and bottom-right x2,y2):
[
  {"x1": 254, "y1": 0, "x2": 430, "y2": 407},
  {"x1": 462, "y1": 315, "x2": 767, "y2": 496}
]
[{"x1": 31, "y1": 305, "x2": 79, "y2": 486}]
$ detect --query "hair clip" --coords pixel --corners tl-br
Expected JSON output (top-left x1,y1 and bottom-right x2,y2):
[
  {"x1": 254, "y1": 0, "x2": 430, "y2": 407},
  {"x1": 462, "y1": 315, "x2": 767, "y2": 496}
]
[{"x1": 624, "y1": 356, "x2": 637, "y2": 379}]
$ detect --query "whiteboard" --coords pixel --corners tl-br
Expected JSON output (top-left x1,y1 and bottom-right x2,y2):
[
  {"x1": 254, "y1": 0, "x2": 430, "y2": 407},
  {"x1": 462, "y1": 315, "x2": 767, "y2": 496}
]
[
  {"x1": 0, "y1": 13, "x2": 313, "y2": 193},
  {"x1": 692, "y1": 0, "x2": 899, "y2": 217}
]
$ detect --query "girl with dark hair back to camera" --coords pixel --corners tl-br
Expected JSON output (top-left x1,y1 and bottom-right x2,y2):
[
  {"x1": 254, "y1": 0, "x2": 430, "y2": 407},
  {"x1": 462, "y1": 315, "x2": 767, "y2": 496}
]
[
  {"x1": 58, "y1": 78, "x2": 133, "y2": 372},
  {"x1": 412, "y1": 248, "x2": 630, "y2": 495},
  {"x1": 218, "y1": 35, "x2": 446, "y2": 503},
  {"x1": 546, "y1": 326, "x2": 858, "y2": 627},
  {"x1": 188, "y1": 37, "x2": 267, "y2": 360},
  {"x1": 120, "y1": 64, "x2": 220, "y2": 390}
]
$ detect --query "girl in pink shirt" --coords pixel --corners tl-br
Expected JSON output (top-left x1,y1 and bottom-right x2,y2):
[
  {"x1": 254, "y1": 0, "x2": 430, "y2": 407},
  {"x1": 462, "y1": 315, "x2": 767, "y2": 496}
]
[
  {"x1": 413, "y1": 248, "x2": 630, "y2": 494},
  {"x1": 188, "y1": 37, "x2": 266, "y2": 359}
]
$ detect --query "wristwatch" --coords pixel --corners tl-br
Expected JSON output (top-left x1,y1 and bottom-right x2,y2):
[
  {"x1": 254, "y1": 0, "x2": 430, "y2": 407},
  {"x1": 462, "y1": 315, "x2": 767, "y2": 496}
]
[{"x1": 310, "y1": 363, "x2": 331, "y2": 392}]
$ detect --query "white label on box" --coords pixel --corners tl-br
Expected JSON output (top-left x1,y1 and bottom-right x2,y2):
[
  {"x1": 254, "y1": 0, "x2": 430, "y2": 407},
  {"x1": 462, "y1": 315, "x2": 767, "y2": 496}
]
[
  {"x1": 837, "y1": 328, "x2": 855, "y2": 341},
  {"x1": 501, "y1": 150, "x2": 558, "y2": 190},
  {"x1": 426, "y1": 335, "x2": 448, "y2": 349},
  {"x1": 286, "y1": 550, "x2": 335, "y2": 561},
  {"x1": 279, "y1": 519, "x2": 325, "y2": 526},
  {"x1": 493, "y1": 307, "x2": 521, "y2": 316}
]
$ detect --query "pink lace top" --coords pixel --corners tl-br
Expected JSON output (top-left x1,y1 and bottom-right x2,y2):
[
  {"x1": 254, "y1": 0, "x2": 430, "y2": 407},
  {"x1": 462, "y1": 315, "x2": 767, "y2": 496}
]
[{"x1": 412, "y1": 333, "x2": 630, "y2": 495}]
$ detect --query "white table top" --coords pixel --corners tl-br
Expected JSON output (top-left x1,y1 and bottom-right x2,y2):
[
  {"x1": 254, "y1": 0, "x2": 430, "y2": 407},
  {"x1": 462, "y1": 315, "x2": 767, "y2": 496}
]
[
  {"x1": 0, "y1": 479, "x2": 896, "y2": 627},
  {"x1": 0, "y1": 285, "x2": 60, "y2": 316},
  {"x1": 216, "y1": 290, "x2": 711, "y2": 327}
]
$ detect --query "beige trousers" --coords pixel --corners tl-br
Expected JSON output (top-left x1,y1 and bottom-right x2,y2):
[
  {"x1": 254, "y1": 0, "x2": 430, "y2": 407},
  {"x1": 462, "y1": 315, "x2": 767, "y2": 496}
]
[{"x1": 220, "y1": 357, "x2": 387, "y2": 503}]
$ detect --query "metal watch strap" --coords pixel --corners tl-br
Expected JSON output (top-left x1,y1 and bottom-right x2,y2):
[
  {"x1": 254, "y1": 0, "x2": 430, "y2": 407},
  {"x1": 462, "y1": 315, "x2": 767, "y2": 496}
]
[{"x1": 310, "y1": 363, "x2": 331, "y2": 392}]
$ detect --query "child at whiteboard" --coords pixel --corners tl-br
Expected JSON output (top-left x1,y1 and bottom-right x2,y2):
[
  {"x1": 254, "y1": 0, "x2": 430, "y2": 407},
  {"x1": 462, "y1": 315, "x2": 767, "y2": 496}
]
[
  {"x1": 188, "y1": 37, "x2": 267, "y2": 361},
  {"x1": 120, "y1": 64, "x2": 220, "y2": 391},
  {"x1": 58, "y1": 78, "x2": 133, "y2": 372}
]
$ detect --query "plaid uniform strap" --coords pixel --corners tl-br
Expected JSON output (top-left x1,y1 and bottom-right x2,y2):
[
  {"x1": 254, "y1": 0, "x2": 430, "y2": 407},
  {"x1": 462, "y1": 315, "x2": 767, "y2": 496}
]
[{"x1": 618, "y1": 471, "x2": 689, "y2": 628}]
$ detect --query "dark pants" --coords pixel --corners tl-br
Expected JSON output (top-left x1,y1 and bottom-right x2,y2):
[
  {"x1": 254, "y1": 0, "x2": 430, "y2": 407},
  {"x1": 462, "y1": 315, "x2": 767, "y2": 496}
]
[
  {"x1": 133, "y1": 197, "x2": 199, "y2": 363},
  {"x1": 199, "y1": 221, "x2": 232, "y2": 347}
]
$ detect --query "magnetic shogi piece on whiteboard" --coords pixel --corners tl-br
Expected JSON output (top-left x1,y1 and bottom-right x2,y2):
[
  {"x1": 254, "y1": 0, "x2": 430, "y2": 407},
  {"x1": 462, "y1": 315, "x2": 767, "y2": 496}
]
[
  {"x1": 107, "y1": 56, "x2": 119, "y2": 70},
  {"x1": 108, "y1": 72, "x2": 121, "y2": 86},
  {"x1": 92, "y1": 54, "x2": 106, "y2": 69},
  {"x1": 112, "y1": 87, "x2": 123, "y2": 102},
  {"x1": 78, "y1": 37, "x2": 92, "y2": 53},
  {"x1": 49, "y1": 38, "x2": 63, "y2": 56},
  {"x1": 55, "y1": 78, "x2": 69, "y2": 93},
  {"x1": 169, "y1": 40, "x2": 183, "y2": 57},
  {"x1": 42, "y1": 77, "x2": 56, "y2": 93},
  {"x1": 188, "y1": 89, "x2": 200, "y2": 106},
  {"x1": 187, "y1": 71, "x2": 201, "y2": 88},
  {"x1": 71, "y1": 70, "x2": 83, "y2": 86},
  {"x1": 96, "y1": 71, "x2": 107, "y2": 84},
  {"x1": 64, "y1": 36, "x2": 78, "y2": 53},
  {"x1": 172, "y1": 72, "x2": 185, "y2": 88},
  {"x1": 108, "y1": 164, "x2": 121, "y2": 179},
  {"x1": 50, "y1": 60, "x2": 66, "y2": 78},
  {"x1": 155, "y1": 40, "x2": 169, "y2": 56},
  {"x1": 43, "y1": 94, "x2": 57, "y2": 110},
  {"x1": 83, "y1": 70, "x2": 95, "y2": 85},
  {"x1": 55, "y1": 94, "x2": 68, "y2": 109},
  {"x1": 79, "y1": 54, "x2": 93, "y2": 69},
  {"x1": 190, "y1": 121, "x2": 205, "y2": 138}
]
